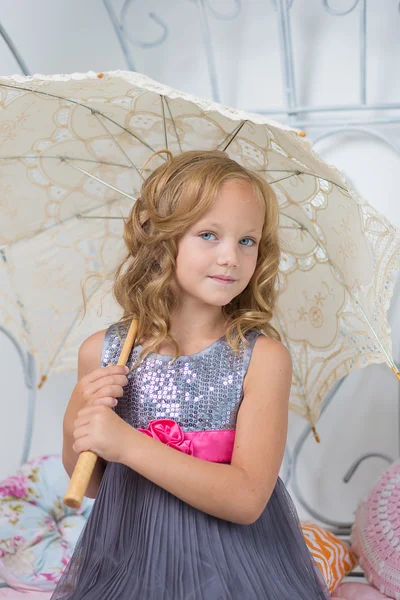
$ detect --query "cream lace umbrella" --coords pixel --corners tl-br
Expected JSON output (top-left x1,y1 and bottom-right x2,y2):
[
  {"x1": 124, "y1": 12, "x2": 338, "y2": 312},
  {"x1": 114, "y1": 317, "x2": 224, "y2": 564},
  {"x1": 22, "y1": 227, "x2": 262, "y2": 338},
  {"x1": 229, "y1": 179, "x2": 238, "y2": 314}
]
[{"x1": 1, "y1": 70, "x2": 399, "y2": 435}]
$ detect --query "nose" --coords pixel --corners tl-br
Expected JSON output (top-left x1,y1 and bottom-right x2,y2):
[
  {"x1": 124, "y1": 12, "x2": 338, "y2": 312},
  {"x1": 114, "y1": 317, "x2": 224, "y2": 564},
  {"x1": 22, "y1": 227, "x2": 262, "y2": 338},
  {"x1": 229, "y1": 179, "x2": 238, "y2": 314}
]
[{"x1": 216, "y1": 240, "x2": 239, "y2": 269}]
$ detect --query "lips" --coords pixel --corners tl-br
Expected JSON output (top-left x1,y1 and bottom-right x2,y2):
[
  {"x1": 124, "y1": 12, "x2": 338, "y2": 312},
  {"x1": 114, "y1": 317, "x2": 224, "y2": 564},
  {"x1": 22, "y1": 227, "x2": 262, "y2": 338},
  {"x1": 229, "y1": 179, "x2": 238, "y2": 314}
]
[{"x1": 210, "y1": 275, "x2": 236, "y2": 282}]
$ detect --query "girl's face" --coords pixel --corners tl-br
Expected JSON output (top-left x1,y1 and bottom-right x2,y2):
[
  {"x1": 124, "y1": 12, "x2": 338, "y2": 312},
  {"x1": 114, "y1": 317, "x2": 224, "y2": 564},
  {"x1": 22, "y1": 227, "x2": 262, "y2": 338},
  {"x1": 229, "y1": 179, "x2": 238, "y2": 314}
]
[{"x1": 174, "y1": 179, "x2": 265, "y2": 309}]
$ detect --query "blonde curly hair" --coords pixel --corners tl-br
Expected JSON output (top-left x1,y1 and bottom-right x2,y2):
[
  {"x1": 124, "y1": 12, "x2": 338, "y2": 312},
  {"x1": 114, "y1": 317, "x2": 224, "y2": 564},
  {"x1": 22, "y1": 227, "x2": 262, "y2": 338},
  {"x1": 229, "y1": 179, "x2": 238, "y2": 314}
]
[{"x1": 99, "y1": 149, "x2": 282, "y2": 368}]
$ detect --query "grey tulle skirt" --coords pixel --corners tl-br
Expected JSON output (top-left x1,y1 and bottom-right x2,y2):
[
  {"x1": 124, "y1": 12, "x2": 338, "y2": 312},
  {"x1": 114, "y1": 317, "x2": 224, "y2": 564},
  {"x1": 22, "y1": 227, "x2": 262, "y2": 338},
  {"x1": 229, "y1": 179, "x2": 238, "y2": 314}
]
[{"x1": 51, "y1": 463, "x2": 330, "y2": 599}]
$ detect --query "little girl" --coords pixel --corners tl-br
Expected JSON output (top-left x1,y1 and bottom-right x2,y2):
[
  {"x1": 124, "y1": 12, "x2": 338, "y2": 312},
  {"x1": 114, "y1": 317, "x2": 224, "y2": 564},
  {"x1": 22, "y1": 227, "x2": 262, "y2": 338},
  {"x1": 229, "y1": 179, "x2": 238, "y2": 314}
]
[{"x1": 52, "y1": 150, "x2": 330, "y2": 599}]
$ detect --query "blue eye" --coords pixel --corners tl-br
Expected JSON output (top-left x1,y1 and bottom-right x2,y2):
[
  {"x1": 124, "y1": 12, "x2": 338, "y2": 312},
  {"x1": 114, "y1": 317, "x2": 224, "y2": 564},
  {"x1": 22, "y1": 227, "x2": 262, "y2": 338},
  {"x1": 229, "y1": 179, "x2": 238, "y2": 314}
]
[
  {"x1": 200, "y1": 233, "x2": 256, "y2": 246},
  {"x1": 200, "y1": 232, "x2": 216, "y2": 241},
  {"x1": 240, "y1": 238, "x2": 256, "y2": 246}
]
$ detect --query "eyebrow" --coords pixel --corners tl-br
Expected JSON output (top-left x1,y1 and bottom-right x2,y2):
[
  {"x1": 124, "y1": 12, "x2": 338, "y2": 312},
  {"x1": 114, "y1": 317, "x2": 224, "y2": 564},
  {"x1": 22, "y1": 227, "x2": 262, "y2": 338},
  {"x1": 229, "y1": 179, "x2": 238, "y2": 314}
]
[{"x1": 200, "y1": 222, "x2": 260, "y2": 234}]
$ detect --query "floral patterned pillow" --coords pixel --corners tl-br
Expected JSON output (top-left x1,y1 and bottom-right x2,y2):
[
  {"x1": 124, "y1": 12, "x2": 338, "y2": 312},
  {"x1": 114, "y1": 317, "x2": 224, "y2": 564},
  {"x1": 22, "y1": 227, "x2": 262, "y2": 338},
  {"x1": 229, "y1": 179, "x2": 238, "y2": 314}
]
[{"x1": 0, "y1": 455, "x2": 93, "y2": 591}]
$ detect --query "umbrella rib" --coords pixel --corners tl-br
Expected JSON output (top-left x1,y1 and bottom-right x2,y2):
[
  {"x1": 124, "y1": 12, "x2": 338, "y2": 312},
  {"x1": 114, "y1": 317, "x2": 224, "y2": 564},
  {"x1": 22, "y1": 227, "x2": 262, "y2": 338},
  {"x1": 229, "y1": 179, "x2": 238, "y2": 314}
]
[
  {"x1": 269, "y1": 172, "x2": 301, "y2": 185},
  {"x1": 72, "y1": 210, "x2": 304, "y2": 226},
  {"x1": 160, "y1": 95, "x2": 168, "y2": 150},
  {"x1": 0, "y1": 155, "x2": 132, "y2": 168},
  {"x1": 280, "y1": 211, "x2": 398, "y2": 370},
  {"x1": 1, "y1": 196, "x2": 125, "y2": 250},
  {"x1": 164, "y1": 97, "x2": 182, "y2": 152},
  {"x1": 71, "y1": 212, "x2": 307, "y2": 231},
  {"x1": 0, "y1": 153, "x2": 137, "y2": 232},
  {"x1": 280, "y1": 225, "x2": 304, "y2": 230},
  {"x1": 258, "y1": 168, "x2": 348, "y2": 192},
  {"x1": 220, "y1": 120, "x2": 247, "y2": 152},
  {"x1": 0, "y1": 82, "x2": 159, "y2": 155},
  {"x1": 3, "y1": 157, "x2": 317, "y2": 180},
  {"x1": 91, "y1": 109, "x2": 161, "y2": 155},
  {"x1": 0, "y1": 83, "x2": 346, "y2": 193},
  {"x1": 61, "y1": 158, "x2": 136, "y2": 200},
  {"x1": 90, "y1": 110, "x2": 145, "y2": 180}
]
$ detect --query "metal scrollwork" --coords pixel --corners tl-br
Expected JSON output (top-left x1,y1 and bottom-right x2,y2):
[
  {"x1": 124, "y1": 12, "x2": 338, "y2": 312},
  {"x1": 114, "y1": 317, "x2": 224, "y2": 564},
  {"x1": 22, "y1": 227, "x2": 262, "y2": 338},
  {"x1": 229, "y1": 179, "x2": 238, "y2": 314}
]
[
  {"x1": 203, "y1": 0, "x2": 241, "y2": 20},
  {"x1": 0, "y1": 21, "x2": 30, "y2": 75},
  {"x1": 103, "y1": 0, "x2": 168, "y2": 57},
  {"x1": 322, "y1": 0, "x2": 363, "y2": 16},
  {"x1": 120, "y1": 0, "x2": 168, "y2": 48},
  {"x1": 270, "y1": 0, "x2": 295, "y2": 11}
]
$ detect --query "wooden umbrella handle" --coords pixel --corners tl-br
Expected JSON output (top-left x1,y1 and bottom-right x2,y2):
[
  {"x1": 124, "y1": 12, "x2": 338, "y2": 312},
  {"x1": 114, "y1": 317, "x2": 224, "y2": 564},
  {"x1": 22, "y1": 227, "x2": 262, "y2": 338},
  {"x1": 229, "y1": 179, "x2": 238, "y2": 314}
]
[{"x1": 63, "y1": 319, "x2": 139, "y2": 508}]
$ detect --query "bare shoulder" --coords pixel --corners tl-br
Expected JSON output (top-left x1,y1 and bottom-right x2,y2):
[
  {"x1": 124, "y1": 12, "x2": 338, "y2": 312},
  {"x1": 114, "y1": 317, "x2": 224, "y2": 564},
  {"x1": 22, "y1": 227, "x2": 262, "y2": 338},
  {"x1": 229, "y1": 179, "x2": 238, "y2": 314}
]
[
  {"x1": 244, "y1": 334, "x2": 292, "y2": 392},
  {"x1": 78, "y1": 329, "x2": 108, "y2": 378}
]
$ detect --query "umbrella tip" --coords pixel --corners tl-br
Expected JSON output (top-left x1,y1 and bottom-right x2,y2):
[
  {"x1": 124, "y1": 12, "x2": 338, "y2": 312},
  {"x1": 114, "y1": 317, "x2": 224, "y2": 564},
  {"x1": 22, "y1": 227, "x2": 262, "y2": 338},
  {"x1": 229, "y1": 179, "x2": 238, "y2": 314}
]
[
  {"x1": 38, "y1": 375, "x2": 47, "y2": 389},
  {"x1": 298, "y1": 131, "x2": 306, "y2": 137},
  {"x1": 311, "y1": 425, "x2": 321, "y2": 443},
  {"x1": 391, "y1": 365, "x2": 400, "y2": 382}
]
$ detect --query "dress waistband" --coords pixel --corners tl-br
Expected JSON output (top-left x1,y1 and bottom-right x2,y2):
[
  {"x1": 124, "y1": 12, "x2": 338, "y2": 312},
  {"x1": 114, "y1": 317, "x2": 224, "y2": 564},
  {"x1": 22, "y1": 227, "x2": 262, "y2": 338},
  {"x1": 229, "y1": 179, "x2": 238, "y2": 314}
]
[{"x1": 137, "y1": 418, "x2": 235, "y2": 463}]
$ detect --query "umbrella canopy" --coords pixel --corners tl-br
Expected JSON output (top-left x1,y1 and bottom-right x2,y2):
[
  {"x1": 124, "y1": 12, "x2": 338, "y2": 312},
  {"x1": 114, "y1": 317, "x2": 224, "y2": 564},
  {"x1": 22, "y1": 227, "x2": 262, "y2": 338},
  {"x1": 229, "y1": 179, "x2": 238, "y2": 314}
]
[{"x1": 1, "y1": 70, "x2": 399, "y2": 430}]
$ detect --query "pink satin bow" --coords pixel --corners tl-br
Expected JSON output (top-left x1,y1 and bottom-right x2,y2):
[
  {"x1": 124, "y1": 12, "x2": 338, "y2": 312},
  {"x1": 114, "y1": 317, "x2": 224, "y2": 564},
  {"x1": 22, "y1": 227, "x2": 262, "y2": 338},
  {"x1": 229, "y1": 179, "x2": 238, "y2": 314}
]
[{"x1": 137, "y1": 419, "x2": 193, "y2": 455}]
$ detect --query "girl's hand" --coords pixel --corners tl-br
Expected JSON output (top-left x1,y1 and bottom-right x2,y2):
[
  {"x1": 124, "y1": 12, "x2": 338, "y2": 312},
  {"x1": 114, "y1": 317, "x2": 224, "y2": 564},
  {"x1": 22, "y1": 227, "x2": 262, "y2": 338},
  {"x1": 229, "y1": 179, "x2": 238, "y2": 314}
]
[
  {"x1": 73, "y1": 364, "x2": 129, "y2": 409},
  {"x1": 72, "y1": 405, "x2": 132, "y2": 463}
]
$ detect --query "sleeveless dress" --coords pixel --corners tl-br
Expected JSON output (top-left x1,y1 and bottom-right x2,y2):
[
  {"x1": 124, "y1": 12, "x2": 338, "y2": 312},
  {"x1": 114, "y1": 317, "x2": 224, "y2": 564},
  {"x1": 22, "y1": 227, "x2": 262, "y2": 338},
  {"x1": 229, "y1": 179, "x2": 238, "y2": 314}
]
[{"x1": 51, "y1": 322, "x2": 330, "y2": 600}]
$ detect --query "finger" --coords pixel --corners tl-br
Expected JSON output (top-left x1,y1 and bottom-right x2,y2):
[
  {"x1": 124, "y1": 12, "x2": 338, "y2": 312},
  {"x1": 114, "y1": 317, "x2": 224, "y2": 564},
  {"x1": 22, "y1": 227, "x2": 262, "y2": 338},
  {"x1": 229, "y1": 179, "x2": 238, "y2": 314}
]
[
  {"x1": 73, "y1": 434, "x2": 91, "y2": 454},
  {"x1": 92, "y1": 384, "x2": 125, "y2": 401},
  {"x1": 85, "y1": 375, "x2": 129, "y2": 397},
  {"x1": 73, "y1": 415, "x2": 90, "y2": 431},
  {"x1": 77, "y1": 405, "x2": 110, "y2": 420},
  {"x1": 83, "y1": 364, "x2": 129, "y2": 385},
  {"x1": 91, "y1": 397, "x2": 118, "y2": 408},
  {"x1": 73, "y1": 423, "x2": 90, "y2": 441},
  {"x1": 82, "y1": 383, "x2": 125, "y2": 406},
  {"x1": 92, "y1": 396, "x2": 118, "y2": 408},
  {"x1": 75, "y1": 406, "x2": 97, "y2": 424}
]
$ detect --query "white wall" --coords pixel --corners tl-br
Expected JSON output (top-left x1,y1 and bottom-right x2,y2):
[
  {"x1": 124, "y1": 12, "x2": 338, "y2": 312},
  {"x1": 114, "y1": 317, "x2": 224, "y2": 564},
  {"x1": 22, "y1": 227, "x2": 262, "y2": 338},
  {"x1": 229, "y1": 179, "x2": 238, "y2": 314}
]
[{"x1": 1, "y1": 0, "x2": 400, "y2": 527}]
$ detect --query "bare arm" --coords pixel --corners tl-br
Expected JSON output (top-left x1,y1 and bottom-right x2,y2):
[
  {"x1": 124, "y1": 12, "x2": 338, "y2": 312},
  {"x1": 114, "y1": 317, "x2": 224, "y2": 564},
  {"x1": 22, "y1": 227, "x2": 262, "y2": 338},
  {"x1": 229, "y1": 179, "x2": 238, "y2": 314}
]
[
  {"x1": 114, "y1": 336, "x2": 292, "y2": 524},
  {"x1": 62, "y1": 330, "x2": 108, "y2": 498}
]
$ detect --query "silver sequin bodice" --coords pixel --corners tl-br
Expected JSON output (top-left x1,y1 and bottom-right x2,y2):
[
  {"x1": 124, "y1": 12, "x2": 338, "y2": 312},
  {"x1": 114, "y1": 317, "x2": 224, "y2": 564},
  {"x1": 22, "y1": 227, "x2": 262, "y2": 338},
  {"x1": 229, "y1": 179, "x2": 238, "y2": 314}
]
[{"x1": 101, "y1": 323, "x2": 261, "y2": 432}]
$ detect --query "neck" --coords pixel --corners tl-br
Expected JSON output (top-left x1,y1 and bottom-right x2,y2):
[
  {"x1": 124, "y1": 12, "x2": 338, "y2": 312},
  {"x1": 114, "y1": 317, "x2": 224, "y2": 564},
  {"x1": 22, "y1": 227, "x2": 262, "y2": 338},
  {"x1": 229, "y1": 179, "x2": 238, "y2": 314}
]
[
  {"x1": 169, "y1": 321, "x2": 227, "y2": 345},
  {"x1": 168, "y1": 306, "x2": 227, "y2": 345}
]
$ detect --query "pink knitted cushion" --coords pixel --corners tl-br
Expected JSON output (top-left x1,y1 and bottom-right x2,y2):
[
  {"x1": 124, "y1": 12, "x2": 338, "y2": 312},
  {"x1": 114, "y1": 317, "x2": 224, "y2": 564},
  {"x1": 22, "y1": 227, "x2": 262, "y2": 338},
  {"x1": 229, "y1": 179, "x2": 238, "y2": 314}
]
[
  {"x1": 333, "y1": 582, "x2": 391, "y2": 599},
  {"x1": 351, "y1": 459, "x2": 400, "y2": 599}
]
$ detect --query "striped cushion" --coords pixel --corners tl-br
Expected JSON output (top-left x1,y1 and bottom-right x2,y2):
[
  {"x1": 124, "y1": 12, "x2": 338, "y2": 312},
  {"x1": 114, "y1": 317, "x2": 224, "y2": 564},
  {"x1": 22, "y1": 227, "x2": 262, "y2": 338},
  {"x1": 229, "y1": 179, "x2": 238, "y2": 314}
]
[{"x1": 302, "y1": 522, "x2": 358, "y2": 593}]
